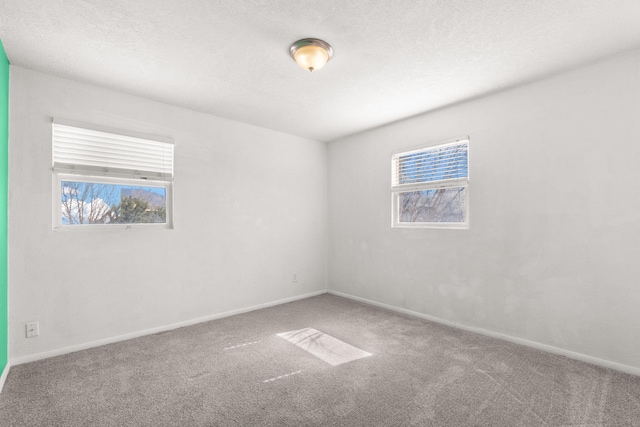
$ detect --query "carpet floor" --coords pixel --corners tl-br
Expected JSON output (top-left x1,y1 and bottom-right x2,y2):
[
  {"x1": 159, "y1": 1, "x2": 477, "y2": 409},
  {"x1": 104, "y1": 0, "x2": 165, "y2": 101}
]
[{"x1": 1, "y1": 294, "x2": 639, "y2": 426}]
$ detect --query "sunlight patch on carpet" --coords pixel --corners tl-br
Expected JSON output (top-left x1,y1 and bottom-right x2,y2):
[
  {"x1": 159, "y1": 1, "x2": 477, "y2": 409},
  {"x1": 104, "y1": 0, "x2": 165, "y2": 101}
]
[
  {"x1": 223, "y1": 341, "x2": 260, "y2": 351},
  {"x1": 263, "y1": 370, "x2": 304, "y2": 383},
  {"x1": 277, "y1": 328, "x2": 372, "y2": 366}
]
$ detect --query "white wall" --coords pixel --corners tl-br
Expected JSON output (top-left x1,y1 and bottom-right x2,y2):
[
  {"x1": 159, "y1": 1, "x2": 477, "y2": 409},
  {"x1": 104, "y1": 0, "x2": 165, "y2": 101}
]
[
  {"x1": 9, "y1": 67, "x2": 328, "y2": 361},
  {"x1": 328, "y1": 50, "x2": 640, "y2": 370}
]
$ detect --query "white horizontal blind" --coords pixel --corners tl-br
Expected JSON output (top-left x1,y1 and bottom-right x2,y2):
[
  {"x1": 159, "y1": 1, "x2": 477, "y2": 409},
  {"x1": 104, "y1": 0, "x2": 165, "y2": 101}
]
[
  {"x1": 393, "y1": 140, "x2": 468, "y2": 187},
  {"x1": 53, "y1": 123, "x2": 174, "y2": 180}
]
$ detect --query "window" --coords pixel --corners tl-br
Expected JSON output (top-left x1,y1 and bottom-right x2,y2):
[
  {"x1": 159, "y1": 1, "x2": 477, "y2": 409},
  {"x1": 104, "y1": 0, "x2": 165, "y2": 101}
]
[
  {"x1": 52, "y1": 120, "x2": 174, "y2": 228},
  {"x1": 392, "y1": 138, "x2": 469, "y2": 228}
]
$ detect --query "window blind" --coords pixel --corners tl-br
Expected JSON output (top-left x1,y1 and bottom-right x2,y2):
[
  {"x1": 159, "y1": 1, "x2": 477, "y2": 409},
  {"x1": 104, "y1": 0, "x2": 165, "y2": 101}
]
[
  {"x1": 52, "y1": 123, "x2": 174, "y2": 180},
  {"x1": 393, "y1": 140, "x2": 468, "y2": 187}
]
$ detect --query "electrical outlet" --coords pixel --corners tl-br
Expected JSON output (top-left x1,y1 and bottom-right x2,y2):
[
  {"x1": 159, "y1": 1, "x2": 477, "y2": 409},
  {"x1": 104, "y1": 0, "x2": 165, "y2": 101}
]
[
  {"x1": 292, "y1": 273, "x2": 298, "y2": 283},
  {"x1": 26, "y1": 321, "x2": 39, "y2": 338}
]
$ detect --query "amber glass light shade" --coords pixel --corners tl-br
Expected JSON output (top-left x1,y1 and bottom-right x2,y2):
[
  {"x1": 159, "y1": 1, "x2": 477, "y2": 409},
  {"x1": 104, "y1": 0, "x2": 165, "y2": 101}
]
[{"x1": 294, "y1": 45, "x2": 329, "y2": 71}]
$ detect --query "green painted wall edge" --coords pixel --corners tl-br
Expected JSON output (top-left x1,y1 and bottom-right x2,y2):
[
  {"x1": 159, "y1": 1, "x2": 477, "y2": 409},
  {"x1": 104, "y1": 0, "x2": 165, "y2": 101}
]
[{"x1": 0, "y1": 39, "x2": 9, "y2": 374}]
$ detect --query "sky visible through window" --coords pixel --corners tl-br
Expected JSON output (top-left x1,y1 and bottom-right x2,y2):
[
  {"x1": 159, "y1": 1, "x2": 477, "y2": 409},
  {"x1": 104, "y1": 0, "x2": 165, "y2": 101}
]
[{"x1": 61, "y1": 181, "x2": 167, "y2": 225}]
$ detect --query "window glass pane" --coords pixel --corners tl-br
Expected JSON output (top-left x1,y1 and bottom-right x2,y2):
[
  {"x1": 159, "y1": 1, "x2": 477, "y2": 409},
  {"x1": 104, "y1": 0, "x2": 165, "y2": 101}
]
[
  {"x1": 398, "y1": 187, "x2": 466, "y2": 223},
  {"x1": 61, "y1": 181, "x2": 167, "y2": 225}
]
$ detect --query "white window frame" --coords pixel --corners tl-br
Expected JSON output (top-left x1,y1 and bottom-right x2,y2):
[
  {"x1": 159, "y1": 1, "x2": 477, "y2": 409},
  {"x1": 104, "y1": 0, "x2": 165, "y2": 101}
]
[
  {"x1": 391, "y1": 137, "x2": 469, "y2": 229},
  {"x1": 52, "y1": 119, "x2": 174, "y2": 230}
]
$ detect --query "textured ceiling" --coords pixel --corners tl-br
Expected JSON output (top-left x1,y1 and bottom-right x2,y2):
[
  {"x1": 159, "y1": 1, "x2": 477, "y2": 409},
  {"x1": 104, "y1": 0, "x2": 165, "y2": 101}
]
[{"x1": 1, "y1": 0, "x2": 640, "y2": 142}]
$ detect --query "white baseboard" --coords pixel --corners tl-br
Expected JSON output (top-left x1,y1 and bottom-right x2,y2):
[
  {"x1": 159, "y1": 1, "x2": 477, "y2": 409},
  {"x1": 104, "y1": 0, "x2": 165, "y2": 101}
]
[
  {"x1": 11, "y1": 290, "x2": 328, "y2": 366},
  {"x1": 328, "y1": 289, "x2": 640, "y2": 377},
  {"x1": 0, "y1": 361, "x2": 10, "y2": 393}
]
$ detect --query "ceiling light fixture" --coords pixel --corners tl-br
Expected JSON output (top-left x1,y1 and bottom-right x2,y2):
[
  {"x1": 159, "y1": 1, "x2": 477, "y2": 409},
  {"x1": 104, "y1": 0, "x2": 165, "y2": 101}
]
[{"x1": 289, "y1": 38, "x2": 333, "y2": 72}]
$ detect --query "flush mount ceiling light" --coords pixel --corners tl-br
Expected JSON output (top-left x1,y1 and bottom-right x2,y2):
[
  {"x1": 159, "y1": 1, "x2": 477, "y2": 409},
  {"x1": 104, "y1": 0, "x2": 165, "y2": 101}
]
[{"x1": 289, "y1": 38, "x2": 333, "y2": 72}]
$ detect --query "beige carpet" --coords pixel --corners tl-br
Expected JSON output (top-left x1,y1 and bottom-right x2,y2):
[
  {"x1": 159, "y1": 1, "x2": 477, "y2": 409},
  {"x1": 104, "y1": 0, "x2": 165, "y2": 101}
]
[{"x1": 1, "y1": 294, "x2": 639, "y2": 426}]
